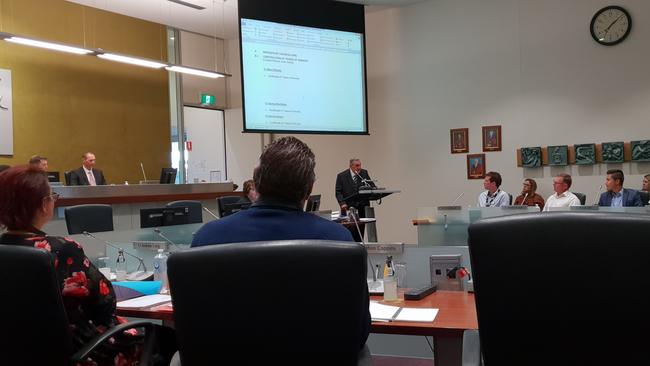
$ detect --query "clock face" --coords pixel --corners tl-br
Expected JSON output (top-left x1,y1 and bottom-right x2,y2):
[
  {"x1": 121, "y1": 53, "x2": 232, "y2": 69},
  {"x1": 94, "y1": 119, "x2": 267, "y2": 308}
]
[{"x1": 590, "y1": 6, "x2": 632, "y2": 46}]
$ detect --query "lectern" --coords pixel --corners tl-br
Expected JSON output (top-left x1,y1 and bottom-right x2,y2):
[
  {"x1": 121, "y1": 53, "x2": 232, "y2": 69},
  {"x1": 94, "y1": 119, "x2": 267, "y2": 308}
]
[{"x1": 343, "y1": 188, "x2": 400, "y2": 242}]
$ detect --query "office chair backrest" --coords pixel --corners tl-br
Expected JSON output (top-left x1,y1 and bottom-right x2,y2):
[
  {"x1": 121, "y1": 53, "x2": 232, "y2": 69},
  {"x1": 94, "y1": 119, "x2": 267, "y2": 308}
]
[
  {"x1": 640, "y1": 190, "x2": 649, "y2": 205},
  {"x1": 572, "y1": 191, "x2": 586, "y2": 205},
  {"x1": 508, "y1": 193, "x2": 513, "y2": 205},
  {"x1": 468, "y1": 212, "x2": 650, "y2": 364},
  {"x1": 168, "y1": 240, "x2": 368, "y2": 363},
  {"x1": 216, "y1": 195, "x2": 244, "y2": 217},
  {"x1": 0, "y1": 245, "x2": 71, "y2": 365},
  {"x1": 166, "y1": 200, "x2": 203, "y2": 224},
  {"x1": 64, "y1": 171, "x2": 72, "y2": 186},
  {"x1": 64, "y1": 204, "x2": 114, "y2": 235}
]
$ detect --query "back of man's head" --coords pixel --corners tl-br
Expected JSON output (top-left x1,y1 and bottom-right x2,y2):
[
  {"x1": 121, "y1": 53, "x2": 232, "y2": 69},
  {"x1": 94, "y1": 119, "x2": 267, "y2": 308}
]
[{"x1": 254, "y1": 137, "x2": 315, "y2": 204}]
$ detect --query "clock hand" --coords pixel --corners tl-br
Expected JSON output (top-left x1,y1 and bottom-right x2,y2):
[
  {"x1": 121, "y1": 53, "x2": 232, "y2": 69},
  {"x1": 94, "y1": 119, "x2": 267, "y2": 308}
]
[{"x1": 603, "y1": 14, "x2": 624, "y2": 33}]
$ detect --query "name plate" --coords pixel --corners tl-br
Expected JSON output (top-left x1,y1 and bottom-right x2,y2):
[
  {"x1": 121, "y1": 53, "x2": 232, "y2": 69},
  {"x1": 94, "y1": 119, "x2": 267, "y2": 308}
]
[
  {"x1": 570, "y1": 205, "x2": 599, "y2": 211},
  {"x1": 133, "y1": 241, "x2": 168, "y2": 250},
  {"x1": 501, "y1": 205, "x2": 529, "y2": 210},
  {"x1": 363, "y1": 242, "x2": 404, "y2": 254},
  {"x1": 437, "y1": 205, "x2": 462, "y2": 211}
]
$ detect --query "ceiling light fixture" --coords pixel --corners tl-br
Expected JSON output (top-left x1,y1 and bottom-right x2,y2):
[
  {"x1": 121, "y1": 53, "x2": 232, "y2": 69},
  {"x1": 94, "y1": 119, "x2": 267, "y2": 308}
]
[
  {"x1": 2, "y1": 35, "x2": 92, "y2": 55},
  {"x1": 167, "y1": 0, "x2": 206, "y2": 10},
  {"x1": 0, "y1": 31, "x2": 230, "y2": 79},
  {"x1": 97, "y1": 53, "x2": 167, "y2": 69},
  {"x1": 166, "y1": 65, "x2": 226, "y2": 78}
]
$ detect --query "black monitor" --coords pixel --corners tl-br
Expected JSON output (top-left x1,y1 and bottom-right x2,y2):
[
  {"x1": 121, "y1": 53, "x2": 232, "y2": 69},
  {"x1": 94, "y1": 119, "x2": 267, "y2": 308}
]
[
  {"x1": 221, "y1": 202, "x2": 251, "y2": 217},
  {"x1": 160, "y1": 168, "x2": 177, "y2": 184},
  {"x1": 140, "y1": 206, "x2": 189, "y2": 228},
  {"x1": 47, "y1": 171, "x2": 60, "y2": 183},
  {"x1": 305, "y1": 194, "x2": 321, "y2": 212}
]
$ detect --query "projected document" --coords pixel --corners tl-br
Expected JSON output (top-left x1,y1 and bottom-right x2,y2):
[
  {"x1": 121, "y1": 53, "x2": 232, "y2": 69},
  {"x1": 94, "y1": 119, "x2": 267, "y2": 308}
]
[{"x1": 241, "y1": 18, "x2": 366, "y2": 133}]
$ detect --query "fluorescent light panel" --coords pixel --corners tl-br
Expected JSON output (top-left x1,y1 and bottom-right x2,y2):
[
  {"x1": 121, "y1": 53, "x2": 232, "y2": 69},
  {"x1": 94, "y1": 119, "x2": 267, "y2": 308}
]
[
  {"x1": 167, "y1": 0, "x2": 206, "y2": 10},
  {"x1": 97, "y1": 53, "x2": 167, "y2": 69},
  {"x1": 5, "y1": 37, "x2": 92, "y2": 55},
  {"x1": 166, "y1": 65, "x2": 224, "y2": 79}
]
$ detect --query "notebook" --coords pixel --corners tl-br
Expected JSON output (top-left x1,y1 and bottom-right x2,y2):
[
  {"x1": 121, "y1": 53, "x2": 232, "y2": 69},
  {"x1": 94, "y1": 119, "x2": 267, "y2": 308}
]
[
  {"x1": 369, "y1": 301, "x2": 439, "y2": 322},
  {"x1": 117, "y1": 294, "x2": 172, "y2": 309}
]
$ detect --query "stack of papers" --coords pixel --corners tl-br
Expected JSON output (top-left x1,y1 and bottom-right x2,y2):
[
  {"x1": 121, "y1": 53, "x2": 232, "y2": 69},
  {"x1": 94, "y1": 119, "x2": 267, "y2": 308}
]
[
  {"x1": 117, "y1": 294, "x2": 172, "y2": 309},
  {"x1": 369, "y1": 301, "x2": 439, "y2": 322}
]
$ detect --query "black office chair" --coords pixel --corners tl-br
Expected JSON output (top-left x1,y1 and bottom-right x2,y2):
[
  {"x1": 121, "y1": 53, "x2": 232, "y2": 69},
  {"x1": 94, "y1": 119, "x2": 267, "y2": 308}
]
[
  {"x1": 0, "y1": 244, "x2": 157, "y2": 365},
  {"x1": 167, "y1": 240, "x2": 371, "y2": 365},
  {"x1": 216, "y1": 195, "x2": 244, "y2": 217},
  {"x1": 64, "y1": 171, "x2": 72, "y2": 186},
  {"x1": 64, "y1": 204, "x2": 114, "y2": 235},
  {"x1": 508, "y1": 193, "x2": 513, "y2": 205},
  {"x1": 572, "y1": 191, "x2": 586, "y2": 205},
  {"x1": 166, "y1": 200, "x2": 203, "y2": 224},
  {"x1": 467, "y1": 212, "x2": 650, "y2": 365},
  {"x1": 640, "y1": 191, "x2": 649, "y2": 205}
]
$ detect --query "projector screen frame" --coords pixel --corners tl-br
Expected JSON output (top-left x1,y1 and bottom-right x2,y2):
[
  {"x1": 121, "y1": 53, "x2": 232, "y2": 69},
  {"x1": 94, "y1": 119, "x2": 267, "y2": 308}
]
[{"x1": 237, "y1": 0, "x2": 369, "y2": 135}]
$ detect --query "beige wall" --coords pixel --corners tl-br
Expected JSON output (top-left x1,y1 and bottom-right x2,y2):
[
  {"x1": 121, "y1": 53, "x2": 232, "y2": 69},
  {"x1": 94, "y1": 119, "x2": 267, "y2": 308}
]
[
  {"x1": 224, "y1": 0, "x2": 650, "y2": 243},
  {"x1": 180, "y1": 30, "x2": 228, "y2": 109},
  {"x1": 0, "y1": 0, "x2": 170, "y2": 183}
]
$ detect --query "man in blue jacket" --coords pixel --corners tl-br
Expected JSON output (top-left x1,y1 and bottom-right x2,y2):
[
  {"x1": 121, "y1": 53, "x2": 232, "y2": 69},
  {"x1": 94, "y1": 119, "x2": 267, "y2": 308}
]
[
  {"x1": 598, "y1": 169, "x2": 644, "y2": 207},
  {"x1": 191, "y1": 136, "x2": 370, "y2": 350}
]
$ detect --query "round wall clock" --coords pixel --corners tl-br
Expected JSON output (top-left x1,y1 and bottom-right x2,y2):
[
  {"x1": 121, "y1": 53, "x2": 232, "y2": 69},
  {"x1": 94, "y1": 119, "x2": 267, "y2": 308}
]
[{"x1": 590, "y1": 6, "x2": 632, "y2": 46}]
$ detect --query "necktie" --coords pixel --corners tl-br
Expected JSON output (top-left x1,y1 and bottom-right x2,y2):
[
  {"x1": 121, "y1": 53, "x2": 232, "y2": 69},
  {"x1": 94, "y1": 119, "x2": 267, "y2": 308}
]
[
  {"x1": 88, "y1": 171, "x2": 97, "y2": 186},
  {"x1": 353, "y1": 174, "x2": 360, "y2": 187}
]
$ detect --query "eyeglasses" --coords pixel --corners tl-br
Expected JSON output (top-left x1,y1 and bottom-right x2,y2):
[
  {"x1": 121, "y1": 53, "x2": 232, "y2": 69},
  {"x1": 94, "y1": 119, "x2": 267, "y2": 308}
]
[{"x1": 44, "y1": 192, "x2": 60, "y2": 201}]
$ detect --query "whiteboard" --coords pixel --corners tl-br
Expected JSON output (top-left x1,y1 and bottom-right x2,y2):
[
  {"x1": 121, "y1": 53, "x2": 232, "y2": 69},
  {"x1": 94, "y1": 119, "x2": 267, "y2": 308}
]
[
  {"x1": 0, "y1": 69, "x2": 13, "y2": 155},
  {"x1": 183, "y1": 106, "x2": 227, "y2": 183}
]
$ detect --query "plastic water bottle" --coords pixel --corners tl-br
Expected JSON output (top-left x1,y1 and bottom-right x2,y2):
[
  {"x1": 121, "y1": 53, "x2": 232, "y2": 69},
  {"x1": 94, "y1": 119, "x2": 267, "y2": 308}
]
[
  {"x1": 153, "y1": 249, "x2": 169, "y2": 294},
  {"x1": 115, "y1": 250, "x2": 127, "y2": 281}
]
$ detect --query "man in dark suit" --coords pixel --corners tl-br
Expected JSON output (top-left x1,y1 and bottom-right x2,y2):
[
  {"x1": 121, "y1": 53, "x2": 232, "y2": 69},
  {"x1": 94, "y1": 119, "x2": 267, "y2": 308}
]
[
  {"x1": 335, "y1": 158, "x2": 375, "y2": 218},
  {"x1": 598, "y1": 169, "x2": 643, "y2": 207},
  {"x1": 69, "y1": 152, "x2": 107, "y2": 186}
]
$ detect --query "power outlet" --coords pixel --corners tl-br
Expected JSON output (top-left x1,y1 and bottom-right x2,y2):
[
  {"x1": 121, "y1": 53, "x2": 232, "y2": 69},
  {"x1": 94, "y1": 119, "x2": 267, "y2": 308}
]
[{"x1": 429, "y1": 254, "x2": 463, "y2": 291}]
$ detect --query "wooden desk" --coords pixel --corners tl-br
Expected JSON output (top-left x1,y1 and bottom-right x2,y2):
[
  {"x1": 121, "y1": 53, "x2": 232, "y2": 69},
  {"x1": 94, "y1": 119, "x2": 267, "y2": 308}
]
[{"x1": 116, "y1": 290, "x2": 477, "y2": 366}]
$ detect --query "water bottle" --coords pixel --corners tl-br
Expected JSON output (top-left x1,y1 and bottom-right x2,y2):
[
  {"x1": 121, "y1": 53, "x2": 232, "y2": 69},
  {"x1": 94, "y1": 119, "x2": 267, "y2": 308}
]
[
  {"x1": 115, "y1": 250, "x2": 127, "y2": 281},
  {"x1": 153, "y1": 249, "x2": 169, "y2": 294}
]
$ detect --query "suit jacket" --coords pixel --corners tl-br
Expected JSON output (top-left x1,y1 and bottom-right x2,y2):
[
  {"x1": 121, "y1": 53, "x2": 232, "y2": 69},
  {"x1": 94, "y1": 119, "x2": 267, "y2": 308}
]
[
  {"x1": 69, "y1": 167, "x2": 107, "y2": 186},
  {"x1": 598, "y1": 188, "x2": 644, "y2": 207},
  {"x1": 335, "y1": 169, "x2": 375, "y2": 208}
]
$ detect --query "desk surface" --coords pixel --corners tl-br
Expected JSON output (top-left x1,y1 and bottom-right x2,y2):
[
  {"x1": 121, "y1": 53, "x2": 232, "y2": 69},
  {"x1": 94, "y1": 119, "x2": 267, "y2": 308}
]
[{"x1": 116, "y1": 290, "x2": 477, "y2": 337}]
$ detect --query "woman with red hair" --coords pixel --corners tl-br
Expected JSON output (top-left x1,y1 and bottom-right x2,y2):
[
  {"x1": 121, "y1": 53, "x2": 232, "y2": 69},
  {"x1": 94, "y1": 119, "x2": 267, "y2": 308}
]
[{"x1": 0, "y1": 166, "x2": 140, "y2": 365}]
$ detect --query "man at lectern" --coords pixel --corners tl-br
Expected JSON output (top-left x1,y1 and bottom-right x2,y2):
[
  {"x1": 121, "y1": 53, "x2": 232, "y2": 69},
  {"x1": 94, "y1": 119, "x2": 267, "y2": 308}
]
[{"x1": 335, "y1": 158, "x2": 375, "y2": 218}]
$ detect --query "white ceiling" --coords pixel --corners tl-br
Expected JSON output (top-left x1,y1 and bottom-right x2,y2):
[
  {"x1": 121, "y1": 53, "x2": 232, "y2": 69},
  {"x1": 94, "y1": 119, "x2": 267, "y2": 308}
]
[{"x1": 66, "y1": 0, "x2": 425, "y2": 39}]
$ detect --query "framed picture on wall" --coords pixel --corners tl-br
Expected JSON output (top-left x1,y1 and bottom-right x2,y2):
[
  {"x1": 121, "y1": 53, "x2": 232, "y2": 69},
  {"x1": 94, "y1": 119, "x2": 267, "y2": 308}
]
[
  {"x1": 482, "y1": 125, "x2": 502, "y2": 152},
  {"x1": 450, "y1": 128, "x2": 469, "y2": 153},
  {"x1": 467, "y1": 153, "x2": 486, "y2": 179}
]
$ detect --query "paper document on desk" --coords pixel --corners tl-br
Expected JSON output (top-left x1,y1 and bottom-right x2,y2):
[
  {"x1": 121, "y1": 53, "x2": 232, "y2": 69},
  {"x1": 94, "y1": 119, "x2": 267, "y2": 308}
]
[
  {"x1": 394, "y1": 307, "x2": 439, "y2": 322},
  {"x1": 117, "y1": 294, "x2": 172, "y2": 309},
  {"x1": 370, "y1": 301, "x2": 439, "y2": 322},
  {"x1": 369, "y1": 301, "x2": 401, "y2": 321}
]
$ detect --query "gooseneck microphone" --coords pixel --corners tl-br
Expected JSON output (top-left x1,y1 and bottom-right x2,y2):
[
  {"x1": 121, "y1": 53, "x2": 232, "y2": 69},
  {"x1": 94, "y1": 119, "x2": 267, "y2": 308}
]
[
  {"x1": 450, "y1": 192, "x2": 464, "y2": 205},
  {"x1": 153, "y1": 228, "x2": 183, "y2": 251},
  {"x1": 202, "y1": 206, "x2": 219, "y2": 219},
  {"x1": 519, "y1": 193, "x2": 529, "y2": 206},
  {"x1": 83, "y1": 231, "x2": 148, "y2": 273},
  {"x1": 593, "y1": 185, "x2": 603, "y2": 205},
  {"x1": 140, "y1": 162, "x2": 147, "y2": 182}
]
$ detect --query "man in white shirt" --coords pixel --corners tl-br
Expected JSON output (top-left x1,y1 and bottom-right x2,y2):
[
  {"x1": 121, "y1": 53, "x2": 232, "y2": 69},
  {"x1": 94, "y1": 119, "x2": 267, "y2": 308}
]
[
  {"x1": 544, "y1": 173, "x2": 581, "y2": 211},
  {"x1": 478, "y1": 171, "x2": 510, "y2": 207}
]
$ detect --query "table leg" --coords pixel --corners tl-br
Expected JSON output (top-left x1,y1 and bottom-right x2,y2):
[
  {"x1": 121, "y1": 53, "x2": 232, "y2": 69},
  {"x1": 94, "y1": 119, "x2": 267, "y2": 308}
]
[{"x1": 433, "y1": 336, "x2": 462, "y2": 366}]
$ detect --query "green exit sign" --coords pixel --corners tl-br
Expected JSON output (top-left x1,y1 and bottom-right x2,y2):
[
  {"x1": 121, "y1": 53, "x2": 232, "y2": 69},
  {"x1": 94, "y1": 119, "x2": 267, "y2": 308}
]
[{"x1": 200, "y1": 93, "x2": 216, "y2": 106}]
